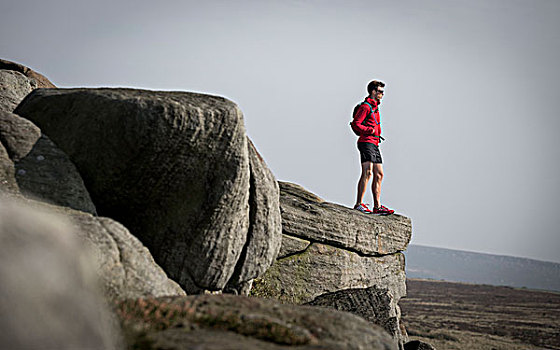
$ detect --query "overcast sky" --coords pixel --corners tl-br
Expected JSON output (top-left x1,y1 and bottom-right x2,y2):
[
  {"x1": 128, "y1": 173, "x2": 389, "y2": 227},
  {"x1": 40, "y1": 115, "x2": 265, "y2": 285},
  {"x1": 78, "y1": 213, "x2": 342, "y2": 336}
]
[{"x1": 2, "y1": 0, "x2": 559, "y2": 263}]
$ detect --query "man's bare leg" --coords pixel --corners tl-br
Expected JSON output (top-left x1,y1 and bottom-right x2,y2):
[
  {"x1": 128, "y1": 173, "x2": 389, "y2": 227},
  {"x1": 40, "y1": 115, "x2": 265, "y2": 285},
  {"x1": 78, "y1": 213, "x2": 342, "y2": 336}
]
[
  {"x1": 355, "y1": 161, "x2": 374, "y2": 207},
  {"x1": 372, "y1": 163, "x2": 384, "y2": 208}
]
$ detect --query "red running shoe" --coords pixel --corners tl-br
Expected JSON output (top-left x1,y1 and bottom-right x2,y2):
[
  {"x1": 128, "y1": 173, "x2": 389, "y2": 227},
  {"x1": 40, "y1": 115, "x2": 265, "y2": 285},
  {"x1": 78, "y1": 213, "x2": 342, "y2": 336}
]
[
  {"x1": 372, "y1": 205, "x2": 394, "y2": 215},
  {"x1": 353, "y1": 203, "x2": 372, "y2": 213}
]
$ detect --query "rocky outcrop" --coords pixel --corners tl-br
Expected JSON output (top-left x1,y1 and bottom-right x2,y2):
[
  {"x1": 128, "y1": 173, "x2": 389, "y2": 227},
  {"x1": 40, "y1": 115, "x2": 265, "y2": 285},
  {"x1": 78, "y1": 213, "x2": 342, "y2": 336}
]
[
  {"x1": 0, "y1": 197, "x2": 120, "y2": 350},
  {"x1": 116, "y1": 294, "x2": 397, "y2": 349},
  {"x1": 0, "y1": 59, "x2": 56, "y2": 89},
  {"x1": 252, "y1": 182, "x2": 412, "y2": 348},
  {"x1": 15, "y1": 87, "x2": 282, "y2": 294}
]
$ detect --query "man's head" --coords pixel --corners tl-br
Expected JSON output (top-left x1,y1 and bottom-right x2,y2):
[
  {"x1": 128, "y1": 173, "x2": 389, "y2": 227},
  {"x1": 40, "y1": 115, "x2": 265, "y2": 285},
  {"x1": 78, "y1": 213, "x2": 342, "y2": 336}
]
[{"x1": 367, "y1": 80, "x2": 385, "y2": 102}]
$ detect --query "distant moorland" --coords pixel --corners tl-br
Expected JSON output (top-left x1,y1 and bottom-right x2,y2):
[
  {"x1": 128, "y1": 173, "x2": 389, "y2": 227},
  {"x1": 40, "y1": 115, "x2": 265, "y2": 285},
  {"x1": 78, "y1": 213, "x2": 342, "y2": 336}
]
[
  {"x1": 401, "y1": 278, "x2": 560, "y2": 350},
  {"x1": 405, "y1": 245, "x2": 560, "y2": 292}
]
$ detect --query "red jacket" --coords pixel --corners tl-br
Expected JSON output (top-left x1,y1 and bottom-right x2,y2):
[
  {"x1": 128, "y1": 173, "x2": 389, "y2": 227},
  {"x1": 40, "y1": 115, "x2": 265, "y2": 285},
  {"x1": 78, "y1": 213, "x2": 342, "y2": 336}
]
[{"x1": 351, "y1": 97, "x2": 382, "y2": 146}]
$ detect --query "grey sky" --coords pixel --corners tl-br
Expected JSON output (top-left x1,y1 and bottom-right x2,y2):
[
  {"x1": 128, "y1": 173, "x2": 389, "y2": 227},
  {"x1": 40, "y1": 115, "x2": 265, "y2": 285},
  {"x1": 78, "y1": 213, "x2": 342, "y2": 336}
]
[{"x1": 2, "y1": 0, "x2": 559, "y2": 263}]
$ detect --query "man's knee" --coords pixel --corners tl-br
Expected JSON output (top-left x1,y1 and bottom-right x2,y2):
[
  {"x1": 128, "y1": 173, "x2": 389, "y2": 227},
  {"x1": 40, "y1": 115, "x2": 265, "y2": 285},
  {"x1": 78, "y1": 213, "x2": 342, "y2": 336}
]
[
  {"x1": 373, "y1": 165, "x2": 384, "y2": 180},
  {"x1": 362, "y1": 168, "x2": 373, "y2": 179}
]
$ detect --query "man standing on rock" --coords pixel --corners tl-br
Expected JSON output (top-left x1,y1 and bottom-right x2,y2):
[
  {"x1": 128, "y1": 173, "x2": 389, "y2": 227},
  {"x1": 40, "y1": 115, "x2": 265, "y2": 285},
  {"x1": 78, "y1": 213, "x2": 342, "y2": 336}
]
[{"x1": 350, "y1": 80, "x2": 394, "y2": 215}]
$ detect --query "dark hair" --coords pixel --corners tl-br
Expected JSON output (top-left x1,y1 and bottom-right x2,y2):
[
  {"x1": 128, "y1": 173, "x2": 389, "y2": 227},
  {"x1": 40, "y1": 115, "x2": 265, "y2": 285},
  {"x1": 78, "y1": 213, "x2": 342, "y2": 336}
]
[{"x1": 367, "y1": 80, "x2": 385, "y2": 95}]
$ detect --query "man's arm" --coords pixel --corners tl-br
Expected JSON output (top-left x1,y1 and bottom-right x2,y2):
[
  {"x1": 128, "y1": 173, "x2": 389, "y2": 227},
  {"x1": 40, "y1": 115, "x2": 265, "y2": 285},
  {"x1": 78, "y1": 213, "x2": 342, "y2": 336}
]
[{"x1": 351, "y1": 105, "x2": 374, "y2": 135}]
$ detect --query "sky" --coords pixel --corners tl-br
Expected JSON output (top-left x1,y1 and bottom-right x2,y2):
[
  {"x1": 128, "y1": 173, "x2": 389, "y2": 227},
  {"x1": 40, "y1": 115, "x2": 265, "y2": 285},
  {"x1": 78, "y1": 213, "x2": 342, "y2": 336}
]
[{"x1": 2, "y1": 0, "x2": 560, "y2": 263}]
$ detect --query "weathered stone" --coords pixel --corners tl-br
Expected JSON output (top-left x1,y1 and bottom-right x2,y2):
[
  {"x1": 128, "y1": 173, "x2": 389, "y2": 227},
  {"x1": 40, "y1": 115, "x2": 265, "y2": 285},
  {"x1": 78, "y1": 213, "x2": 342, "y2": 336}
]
[
  {"x1": 252, "y1": 242, "x2": 406, "y2": 305},
  {"x1": 4, "y1": 193, "x2": 185, "y2": 301},
  {"x1": 278, "y1": 233, "x2": 310, "y2": 259},
  {"x1": 116, "y1": 294, "x2": 398, "y2": 350},
  {"x1": 62, "y1": 208, "x2": 186, "y2": 300},
  {"x1": 0, "y1": 69, "x2": 36, "y2": 113},
  {"x1": 0, "y1": 196, "x2": 120, "y2": 349},
  {"x1": 0, "y1": 59, "x2": 56, "y2": 89},
  {"x1": 0, "y1": 142, "x2": 18, "y2": 193},
  {"x1": 0, "y1": 110, "x2": 42, "y2": 161},
  {"x1": 279, "y1": 181, "x2": 412, "y2": 255},
  {"x1": 15, "y1": 134, "x2": 97, "y2": 214},
  {"x1": 308, "y1": 286, "x2": 406, "y2": 348},
  {"x1": 225, "y1": 139, "x2": 282, "y2": 294},
  {"x1": 15, "y1": 88, "x2": 251, "y2": 293}
]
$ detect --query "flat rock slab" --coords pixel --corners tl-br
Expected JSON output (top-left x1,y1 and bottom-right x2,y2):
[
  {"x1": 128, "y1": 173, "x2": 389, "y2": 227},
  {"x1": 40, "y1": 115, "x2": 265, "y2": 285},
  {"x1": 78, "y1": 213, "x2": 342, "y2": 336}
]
[
  {"x1": 279, "y1": 182, "x2": 411, "y2": 256},
  {"x1": 115, "y1": 294, "x2": 398, "y2": 349}
]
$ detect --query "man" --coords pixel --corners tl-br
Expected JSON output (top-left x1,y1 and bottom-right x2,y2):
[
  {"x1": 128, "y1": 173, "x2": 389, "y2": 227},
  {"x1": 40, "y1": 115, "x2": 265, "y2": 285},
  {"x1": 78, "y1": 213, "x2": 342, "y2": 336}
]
[{"x1": 351, "y1": 80, "x2": 394, "y2": 215}]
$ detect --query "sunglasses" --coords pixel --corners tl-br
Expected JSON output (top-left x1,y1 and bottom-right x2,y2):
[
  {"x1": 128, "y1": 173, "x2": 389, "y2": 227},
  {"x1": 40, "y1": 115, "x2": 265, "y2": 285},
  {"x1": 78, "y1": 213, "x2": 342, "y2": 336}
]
[{"x1": 377, "y1": 90, "x2": 385, "y2": 94}]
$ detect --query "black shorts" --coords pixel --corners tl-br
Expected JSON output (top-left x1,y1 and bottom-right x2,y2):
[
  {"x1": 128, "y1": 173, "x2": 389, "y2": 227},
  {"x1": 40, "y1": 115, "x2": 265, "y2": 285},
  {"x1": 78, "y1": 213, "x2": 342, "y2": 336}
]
[{"x1": 358, "y1": 142, "x2": 382, "y2": 164}]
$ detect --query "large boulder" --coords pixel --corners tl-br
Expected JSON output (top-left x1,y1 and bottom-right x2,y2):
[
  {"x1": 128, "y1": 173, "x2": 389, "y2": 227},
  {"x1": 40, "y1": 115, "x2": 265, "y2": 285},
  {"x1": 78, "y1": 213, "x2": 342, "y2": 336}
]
[
  {"x1": 15, "y1": 88, "x2": 282, "y2": 294},
  {"x1": 115, "y1": 294, "x2": 398, "y2": 349},
  {"x1": 0, "y1": 196, "x2": 120, "y2": 349},
  {"x1": 0, "y1": 110, "x2": 97, "y2": 214},
  {"x1": 252, "y1": 182, "x2": 412, "y2": 348}
]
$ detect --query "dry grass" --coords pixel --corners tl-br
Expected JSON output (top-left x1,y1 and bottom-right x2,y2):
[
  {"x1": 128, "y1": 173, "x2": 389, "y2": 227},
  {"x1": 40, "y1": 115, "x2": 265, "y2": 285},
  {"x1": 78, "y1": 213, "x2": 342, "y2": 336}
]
[{"x1": 400, "y1": 279, "x2": 560, "y2": 350}]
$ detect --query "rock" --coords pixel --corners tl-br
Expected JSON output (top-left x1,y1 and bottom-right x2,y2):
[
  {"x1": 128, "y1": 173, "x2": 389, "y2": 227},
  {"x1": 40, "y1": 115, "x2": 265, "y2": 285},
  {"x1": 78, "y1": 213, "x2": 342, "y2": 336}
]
[
  {"x1": 252, "y1": 182, "x2": 412, "y2": 348},
  {"x1": 60, "y1": 207, "x2": 186, "y2": 300},
  {"x1": 0, "y1": 59, "x2": 56, "y2": 89},
  {"x1": 252, "y1": 241, "x2": 406, "y2": 305},
  {"x1": 404, "y1": 340, "x2": 436, "y2": 350},
  {"x1": 0, "y1": 196, "x2": 120, "y2": 349},
  {"x1": 225, "y1": 139, "x2": 282, "y2": 294},
  {"x1": 15, "y1": 88, "x2": 255, "y2": 293},
  {"x1": 307, "y1": 286, "x2": 405, "y2": 347},
  {"x1": 0, "y1": 142, "x2": 19, "y2": 193},
  {"x1": 279, "y1": 181, "x2": 411, "y2": 255},
  {"x1": 0, "y1": 110, "x2": 96, "y2": 213},
  {"x1": 6, "y1": 194, "x2": 185, "y2": 301},
  {"x1": 0, "y1": 110, "x2": 42, "y2": 161},
  {"x1": 278, "y1": 234, "x2": 311, "y2": 259},
  {"x1": 15, "y1": 135, "x2": 97, "y2": 214},
  {"x1": 0, "y1": 69, "x2": 36, "y2": 113},
  {"x1": 115, "y1": 294, "x2": 398, "y2": 349}
]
